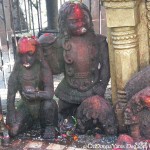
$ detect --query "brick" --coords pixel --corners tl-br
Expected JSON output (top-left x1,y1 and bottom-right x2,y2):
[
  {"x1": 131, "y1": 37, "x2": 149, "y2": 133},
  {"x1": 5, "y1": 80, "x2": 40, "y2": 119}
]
[
  {"x1": 46, "y1": 143, "x2": 66, "y2": 150},
  {"x1": 23, "y1": 141, "x2": 43, "y2": 149}
]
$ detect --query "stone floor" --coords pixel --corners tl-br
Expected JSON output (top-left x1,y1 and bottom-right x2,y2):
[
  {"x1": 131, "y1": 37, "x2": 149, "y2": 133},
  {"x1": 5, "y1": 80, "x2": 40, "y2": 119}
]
[{"x1": 0, "y1": 140, "x2": 88, "y2": 150}]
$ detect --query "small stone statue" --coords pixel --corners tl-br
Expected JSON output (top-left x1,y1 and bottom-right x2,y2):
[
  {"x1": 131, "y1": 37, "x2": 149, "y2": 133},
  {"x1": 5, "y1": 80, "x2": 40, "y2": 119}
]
[
  {"x1": 124, "y1": 87, "x2": 150, "y2": 140},
  {"x1": 76, "y1": 95, "x2": 117, "y2": 135},
  {"x1": 39, "y1": 1, "x2": 116, "y2": 135},
  {"x1": 6, "y1": 37, "x2": 58, "y2": 139},
  {"x1": 125, "y1": 66, "x2": 150, "y2": 140}
]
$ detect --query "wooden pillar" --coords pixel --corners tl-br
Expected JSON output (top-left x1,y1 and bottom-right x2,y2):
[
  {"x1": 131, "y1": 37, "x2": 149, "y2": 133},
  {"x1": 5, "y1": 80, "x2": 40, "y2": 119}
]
[{"x1": 102, "y1": 0, "x2": 141, "y2": 131}]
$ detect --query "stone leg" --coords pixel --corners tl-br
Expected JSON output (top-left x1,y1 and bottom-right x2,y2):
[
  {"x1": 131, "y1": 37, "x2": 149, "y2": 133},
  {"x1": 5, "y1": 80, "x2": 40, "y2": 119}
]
[
  {"x1": 58, "y1": 100, "x2": 80, "y2": 134},
  {"x1": 8, "y1": 100, "x2": 33, "y2": 137},
  {"x1": 58, "y1": 100, "x2": 79, "y2": 121},
  {"x1": 39, "y1": 99, "x2": 58, "y2": 139}
]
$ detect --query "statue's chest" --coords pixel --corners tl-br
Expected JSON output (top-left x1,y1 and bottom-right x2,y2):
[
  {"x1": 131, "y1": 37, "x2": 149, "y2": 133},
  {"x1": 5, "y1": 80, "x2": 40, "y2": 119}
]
[
  {"x1": 63, "y1": 37, "x2": 98, "y2": 73},
  {"x1": 63, "y1": 36, "x2": 99, "y2": 91},
  {"x1": 70, "y1": 38, "x2": 90, "y2": 72},
  {"x1": 19, "y1": 64, "x2": 40, "y2": 91}
]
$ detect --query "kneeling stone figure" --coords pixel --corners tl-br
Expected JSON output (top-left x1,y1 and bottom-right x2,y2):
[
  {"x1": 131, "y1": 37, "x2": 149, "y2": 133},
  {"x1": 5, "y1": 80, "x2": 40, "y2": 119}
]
[
  {"x1": 39, "y1": 1, "x2": 117, "y2": 135},
  {"x1": 6, "y1": 37, "x2": 58, "y2": 139}
]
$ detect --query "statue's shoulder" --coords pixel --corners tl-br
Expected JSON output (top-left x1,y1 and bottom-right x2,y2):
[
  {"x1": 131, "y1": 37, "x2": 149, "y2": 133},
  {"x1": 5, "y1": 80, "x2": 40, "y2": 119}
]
[
  {"x1": 96, "y1": 34, "x2": 107, "y2": 43},
  {"x1": 38, "y1": 33, "x2": 64, "y2": 74},
  {"x1": 38, "y1": 33, "x2": 57, "y2": 46},
  {"x1": 95, "y1": 34, "x2": 108, "y2": 54}
]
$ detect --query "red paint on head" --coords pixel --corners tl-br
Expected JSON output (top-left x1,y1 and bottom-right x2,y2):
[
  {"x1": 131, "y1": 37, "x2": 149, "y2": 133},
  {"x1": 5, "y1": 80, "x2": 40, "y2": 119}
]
[
  {"x1": 74, "y1": 4, "x2": 83, "y2": 19},
  {"x1": 68, "y1": 4, "x2": 84, "y2": 20},
  {"x1": 140, "y1": 95, "x2": 150, "y2": 108},
  {"x1": 18, "y1": 37, "x2": 38, "y2": 54}
]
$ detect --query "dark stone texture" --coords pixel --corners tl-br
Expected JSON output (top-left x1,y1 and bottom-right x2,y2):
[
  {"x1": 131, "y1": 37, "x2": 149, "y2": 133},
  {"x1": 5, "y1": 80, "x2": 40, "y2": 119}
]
[
  {"x1": 6, "y1": 37, "x2": 58, "y2": 139},
  {"x1": 124, "y1": 87, "x2": 150, "y2": 140},
  {"x1": 125, "y1": 66, "x2": 150, "y2": 101},
  {"x1": 76, "y1": 95, "x2": 117, "y2": 135}
]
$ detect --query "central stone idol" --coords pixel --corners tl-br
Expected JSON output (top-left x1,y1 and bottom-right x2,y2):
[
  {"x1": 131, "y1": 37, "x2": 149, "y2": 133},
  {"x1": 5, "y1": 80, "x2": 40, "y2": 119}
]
[{"x1": 39, "y1": 1, "x2": 117, "y2": 135}]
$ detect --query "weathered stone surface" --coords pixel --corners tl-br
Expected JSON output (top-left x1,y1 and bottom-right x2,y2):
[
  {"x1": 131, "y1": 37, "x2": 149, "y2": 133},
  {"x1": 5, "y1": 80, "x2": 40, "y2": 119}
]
[
  {"x1": 76, "y1": 95, "x2": 117, "y2": 135},
  {"x1": 103, "y1": 1, "x2": 139, "y2": 27},
  {"x1": 138, "y1": 0, "x2": 149, "y2": 69},
  {"x1": 125, "y1": 66, "x2": 150, "y2": 100},
  {"x1": 124, "y1": 87, "x2": 150, "y2": 140}
]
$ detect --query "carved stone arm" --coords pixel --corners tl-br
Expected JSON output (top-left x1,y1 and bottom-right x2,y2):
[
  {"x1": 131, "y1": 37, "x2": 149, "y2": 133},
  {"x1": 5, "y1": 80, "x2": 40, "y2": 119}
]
[
  {"x1": 7, "y1": 63, "x2": 19, "y2": 112},
  {"x1": 39, "y1": 58, "x2": 54, "y2": 100}
]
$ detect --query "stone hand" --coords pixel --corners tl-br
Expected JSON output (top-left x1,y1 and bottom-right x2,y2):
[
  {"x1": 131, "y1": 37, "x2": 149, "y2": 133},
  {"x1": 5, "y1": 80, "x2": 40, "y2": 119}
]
[
  {"x1": 23, "y1": 86, "x2": 36, "y2": 93},
  {"x1": 22, "y1": 91, "x2": 37, "y2": 100}
]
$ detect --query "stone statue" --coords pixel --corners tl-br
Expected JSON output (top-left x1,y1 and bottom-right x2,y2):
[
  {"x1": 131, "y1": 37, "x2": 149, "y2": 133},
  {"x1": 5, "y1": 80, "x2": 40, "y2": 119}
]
[
  {"x1": 124, "y1": 87, "x2": 150, "y2": 140},
  {"x1": 125, "y1": 66, "x2": 150, "y2": 140},
  {"x1": 39, "y1": 1, "x2": 116, "y2": 135},
  {"x1": 6, "y1": 37, "x2": 58, "y2": 139}
]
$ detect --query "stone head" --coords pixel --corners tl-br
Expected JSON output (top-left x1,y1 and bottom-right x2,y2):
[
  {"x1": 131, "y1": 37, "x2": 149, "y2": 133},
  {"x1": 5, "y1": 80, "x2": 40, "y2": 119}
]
[
  {"x1": 58, "y1": 1, "x2": 94, "y2": 37},
  {"x1": 139, "y1": 95, "x2": 150, "y2": 109},
  {"x1": 18, "y1": 37, "x2": 38, "y2": 68}
]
